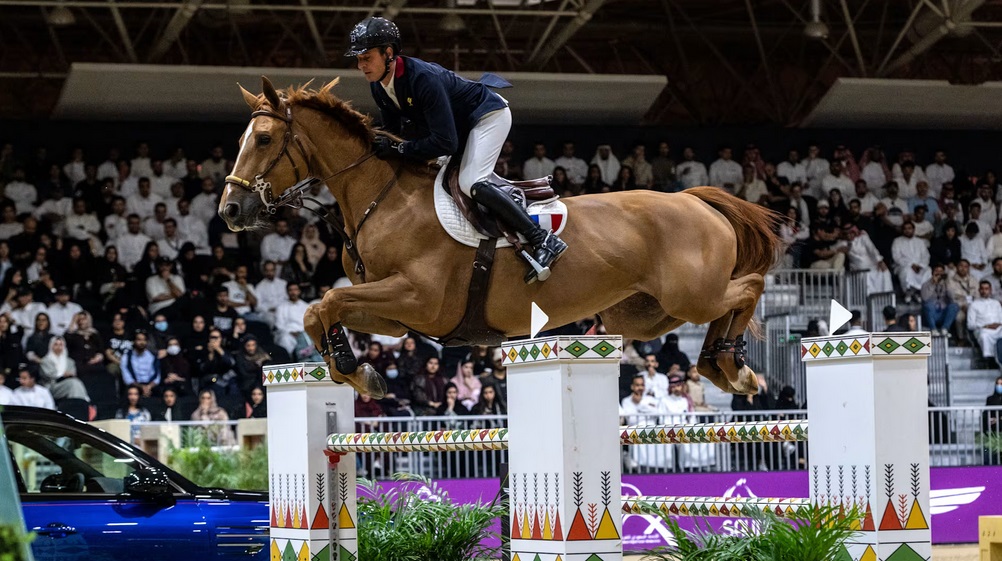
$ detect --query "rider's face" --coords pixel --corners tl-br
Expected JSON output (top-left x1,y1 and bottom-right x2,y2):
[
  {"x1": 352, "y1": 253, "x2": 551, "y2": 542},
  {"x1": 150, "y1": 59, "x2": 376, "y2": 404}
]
[{"x1": 356, "y1": 48, "x2": 389, "y2": 83}]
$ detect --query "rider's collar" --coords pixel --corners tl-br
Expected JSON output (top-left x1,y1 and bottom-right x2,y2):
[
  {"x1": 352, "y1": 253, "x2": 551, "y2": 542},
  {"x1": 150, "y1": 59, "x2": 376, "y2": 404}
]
[{"x1": 394, "y1": 55, "x2": 406, "y2": 78}]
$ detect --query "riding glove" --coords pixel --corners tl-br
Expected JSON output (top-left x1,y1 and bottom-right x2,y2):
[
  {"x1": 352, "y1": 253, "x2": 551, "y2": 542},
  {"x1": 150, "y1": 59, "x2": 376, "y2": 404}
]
[{"x1": 372, "y1": 136, "x2": 404, "y2": 159}]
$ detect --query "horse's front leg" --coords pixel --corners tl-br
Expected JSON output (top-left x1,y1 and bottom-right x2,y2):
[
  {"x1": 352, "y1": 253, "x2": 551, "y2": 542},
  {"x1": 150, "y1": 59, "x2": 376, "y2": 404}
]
[{"x1": 304, "y1": 275, "x2": 430, "y2": 398}]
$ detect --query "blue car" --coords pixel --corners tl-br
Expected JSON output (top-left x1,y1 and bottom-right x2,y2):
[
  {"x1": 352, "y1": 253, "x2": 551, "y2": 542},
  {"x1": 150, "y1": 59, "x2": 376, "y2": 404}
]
[{"x1": 1, "y1": 406, "x2": 269, "y2": 561}]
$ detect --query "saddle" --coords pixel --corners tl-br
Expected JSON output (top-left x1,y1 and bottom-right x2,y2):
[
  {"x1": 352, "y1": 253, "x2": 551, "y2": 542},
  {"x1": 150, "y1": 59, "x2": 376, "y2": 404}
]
[
  {"x1": 429, "y1": 158, "x2": 557, "y2": 348},
  {"x1": 442, "y1": 156, "x2": 555, "y2": 240}
]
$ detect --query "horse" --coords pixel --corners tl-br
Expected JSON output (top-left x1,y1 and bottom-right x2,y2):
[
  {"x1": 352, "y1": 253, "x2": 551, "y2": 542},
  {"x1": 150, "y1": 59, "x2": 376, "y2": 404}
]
[{"x1": 220, "y1": 76, "x2": 783, "y2": 399}]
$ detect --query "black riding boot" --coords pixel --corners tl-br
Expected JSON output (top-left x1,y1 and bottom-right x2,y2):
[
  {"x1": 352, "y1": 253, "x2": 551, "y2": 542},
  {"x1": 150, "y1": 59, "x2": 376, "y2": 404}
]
[{"x1": 471, "y1": 181, "x2": 567, "y2": 283}]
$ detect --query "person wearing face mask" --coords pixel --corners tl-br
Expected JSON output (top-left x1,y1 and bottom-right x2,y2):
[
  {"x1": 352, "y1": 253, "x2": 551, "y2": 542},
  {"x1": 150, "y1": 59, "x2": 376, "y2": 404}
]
[
  {"x1": 377, "y1": 362, "x2": 414, "y2": 417},
  {"x1": 160, "y1": 336, "x2": 191, "y2": 396},
  {"x1": 149, "y1": 313, "x2": 172, "y2": 355}
]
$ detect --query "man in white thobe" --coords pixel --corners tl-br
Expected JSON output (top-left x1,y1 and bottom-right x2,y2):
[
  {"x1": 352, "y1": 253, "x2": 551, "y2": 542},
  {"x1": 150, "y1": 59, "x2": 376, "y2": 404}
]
[
  {"x1": 802, "y1": 145, "x2": 830, "y2": 196},
  {"x1": 175, "y1": 199, "x2": 211, "y2": 255},
  {"x1": 776, "y1": 149, "x2": 806, "y2": 186},
  {"x1": 967, "y1": 281, "x2": 1002, "y2": 359},
  {"x1": 974, "y1": 184, "x2": 999, "y2": 229},
  {"x1": 820, "y1": 161, "x2": 854, "y2": 201},
  {"x1": 126, "y1": 179, "x2": 164, "y2": 220},
  {"x1": 892, "y1": 221, "x2": 931, "y2": 301},
  {"x1": 709, "y1": 147, "x2": 743, "y2": 190},
  {"x1": 260, "y1": 219, "x2": 297, "y2": 273},
  {"x1": 523, "y1": 143, "x2": 556, "y2": 180},
  {"x1": 925, "y1": 151, "x2": 954, "y2": 196},
  {"x1": 553, "y1": 142, "x2": 588, "y2": 185},
  {"x1": 948, "y1": 260, "x2": 978, "y2": 345},
  {"x1": 591, "y1": 145, "x2": 621, "y2": 185},
  {"x1": 895, "y1": 162, "x2": 921, "y2": 199},
  {"x1": 844, "y1": 223, "x2": 893, "y2": 293},
  {"x1": 116, "y1": 215, "x2": 153, "y2": 272},
  {"x1": 256, "y1": 261, "x2": 289, "y2": 327},
  {"x1": 852, "y1": 180, "x2": 880, "y2": 215},
  {"x1": 5, "y1": 168, "x2": 37, "y2": 215},
  {"x1": 620, "y1": 374, "x2": 670, "y2": 469},
  {"x1": 274, "y1": 283, "x2": 310, "y2": 355},
  {"x1": 47, "y1": 287, "x2": 82, "y2": 336},
  {"x1": 961, "y1": 222, "x2": 990, "y2": 281},
  {"x1": 968, "y1": 202, "x2": 994, "y2": 245},
  {"x1": 676, "y1": 147, "x2": 708, "y2": 190},
  {"x1": 640, "y1": 355, "x2": 669, "y2": 401}
]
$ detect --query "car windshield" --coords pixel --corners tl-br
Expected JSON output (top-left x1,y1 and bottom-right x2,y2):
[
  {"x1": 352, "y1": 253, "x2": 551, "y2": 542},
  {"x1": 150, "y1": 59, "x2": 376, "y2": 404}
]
[{"x1": 6, "y1": 421, "x2": 143, "y2": 494}]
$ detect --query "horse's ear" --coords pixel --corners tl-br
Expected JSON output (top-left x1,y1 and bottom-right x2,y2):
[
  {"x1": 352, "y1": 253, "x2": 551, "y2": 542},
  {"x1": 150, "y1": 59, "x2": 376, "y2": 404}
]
[
  {"x1": 321, "y1": 77, "x2": 340, "y2": 94},
  {"x1": 261, "y1": 76, "x2": 283, "y2": 110},
  {"x1": 238, "y1": 83, "x2": 259, "y2": 110}
]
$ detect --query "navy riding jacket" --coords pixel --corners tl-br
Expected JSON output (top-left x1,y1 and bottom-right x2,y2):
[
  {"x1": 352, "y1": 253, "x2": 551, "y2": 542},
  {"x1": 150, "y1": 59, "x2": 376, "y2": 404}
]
[{"x1": 370, "y1": 56, "x2": 509, "y2": 160}]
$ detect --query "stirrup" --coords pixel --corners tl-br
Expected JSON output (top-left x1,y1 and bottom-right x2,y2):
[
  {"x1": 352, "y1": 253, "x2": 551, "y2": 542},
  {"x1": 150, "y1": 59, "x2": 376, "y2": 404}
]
[{"x1": 519, "y1": 249, "x2": 551, "y2": 284}]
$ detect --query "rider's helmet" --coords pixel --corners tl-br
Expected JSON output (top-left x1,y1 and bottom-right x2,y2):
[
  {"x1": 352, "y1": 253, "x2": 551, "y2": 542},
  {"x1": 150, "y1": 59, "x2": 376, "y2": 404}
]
[{"x1": 344, "y1": 17, "x2": 402, "y2": 58}]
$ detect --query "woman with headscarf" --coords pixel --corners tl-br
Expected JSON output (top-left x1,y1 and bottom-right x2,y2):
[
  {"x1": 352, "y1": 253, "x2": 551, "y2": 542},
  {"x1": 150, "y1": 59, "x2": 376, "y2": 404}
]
[
  {"x1": 115, "y1": 384, "x2": 152, "y2": 444},
  {"x1": 411, "y1": 356, "x2": 446, "y2": 416},
  {"x1": 581, "y1": 164, "x2": 609, "y2": 195},
  {"x1": 160, "y1": 335, "x2": 192, "y2": 396},
  {"x1": 233, "y1": 335, "x2": 270, "y2": 398},
  {"x1": 190, "y1": 388, "x2": 235, "y2": 446},
  {"x1": 93, "y1": 246, "x2": 129, "y2": 311},
  {"x1": 65, "y1": 311, "x2": 105, "y2": 378},
  {"x1": 591, "y1": 145, "x2": 621, "y2": 185},
  {"x1": 24, "y1": 312, "x2": 52, "y2": 360},
  {"x1": 450, "y1": 358, "x2": 481, "y2": 411},
  {"x1": 281, "y1": 243, "x2": 314, "y2": 300},
  {"x1": 132, "y1": 241, "x2": 161, "y2": 284},
  {"x1": 0, "y1": 315, "x2": 24, "y2": 377},
  {"x1": 245, "y1": 386, "x2": 267, "y2": 418},
  {"x1": 39, "y1": 335, "x2": 90, "y2": 402},
  {"x1": 299, "y1": 223, "x2": 326, "y2": 268},
  {"x1": 313, "y1": 245, "x2": 347, "y2": 294}
]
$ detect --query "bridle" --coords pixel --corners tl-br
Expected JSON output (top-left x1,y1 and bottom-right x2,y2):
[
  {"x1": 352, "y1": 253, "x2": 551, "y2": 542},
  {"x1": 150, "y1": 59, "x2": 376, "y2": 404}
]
[
  {"x1": 223, "y1": 102, "x2": 397, "y2": 283},
  {"x1": 224, "y1": 104, "x2": 375, "y2": 216}
]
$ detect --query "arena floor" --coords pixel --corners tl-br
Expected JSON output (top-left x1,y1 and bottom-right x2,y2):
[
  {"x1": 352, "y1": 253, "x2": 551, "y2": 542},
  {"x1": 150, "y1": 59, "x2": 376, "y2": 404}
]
[{"x1": 623, "y1": 544, "x2": 979, "y2": 560}]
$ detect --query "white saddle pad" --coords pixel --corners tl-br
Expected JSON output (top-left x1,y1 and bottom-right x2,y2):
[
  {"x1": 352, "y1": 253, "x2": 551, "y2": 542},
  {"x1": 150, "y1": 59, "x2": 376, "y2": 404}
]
[{"x1": 433, "y1": 158, "x2": 568, "y2": 248}]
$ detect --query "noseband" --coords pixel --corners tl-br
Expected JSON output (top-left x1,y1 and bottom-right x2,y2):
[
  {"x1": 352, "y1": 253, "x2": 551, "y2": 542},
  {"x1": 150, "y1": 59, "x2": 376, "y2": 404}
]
[{"x1": 224, "y1": 105, "x2": 316, "y2": 215}]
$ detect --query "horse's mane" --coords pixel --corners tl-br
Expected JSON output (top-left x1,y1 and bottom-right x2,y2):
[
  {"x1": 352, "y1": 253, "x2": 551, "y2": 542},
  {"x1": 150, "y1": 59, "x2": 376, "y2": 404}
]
[{"x1": 281, "y1": 82, "x2": 375, "y2": 145}]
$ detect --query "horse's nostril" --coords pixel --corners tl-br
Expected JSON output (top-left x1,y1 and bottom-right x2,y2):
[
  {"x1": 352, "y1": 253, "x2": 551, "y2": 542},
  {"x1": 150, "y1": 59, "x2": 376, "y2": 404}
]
[{"x1": 223, "y1": 202, "x2": 240, "y2": 219}]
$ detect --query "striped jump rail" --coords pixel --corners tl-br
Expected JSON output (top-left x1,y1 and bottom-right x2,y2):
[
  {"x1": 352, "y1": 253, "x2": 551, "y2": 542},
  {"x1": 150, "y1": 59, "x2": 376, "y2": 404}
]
[
  {"x1": 622, "y1": 496, "x2": 812, "y2": 519},
  {"x1": 326, "y1": 420, "x2": 808, "y2": 454}
]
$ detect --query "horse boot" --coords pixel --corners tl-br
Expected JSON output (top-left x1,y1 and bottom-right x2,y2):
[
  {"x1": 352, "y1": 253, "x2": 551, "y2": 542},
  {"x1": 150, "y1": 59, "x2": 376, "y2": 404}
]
[
  {"x1": 323, "y1": 322, "x2": 358, "y2": 374},
  {"x1": 470, "y1": 180, "x2": 567, "y2": 284}
]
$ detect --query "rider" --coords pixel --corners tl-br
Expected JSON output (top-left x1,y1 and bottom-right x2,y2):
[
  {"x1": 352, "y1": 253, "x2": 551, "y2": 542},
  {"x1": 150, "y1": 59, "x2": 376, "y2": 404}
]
[{"x1": 345, "y1": 16, "x2": 567, "y2": 283}]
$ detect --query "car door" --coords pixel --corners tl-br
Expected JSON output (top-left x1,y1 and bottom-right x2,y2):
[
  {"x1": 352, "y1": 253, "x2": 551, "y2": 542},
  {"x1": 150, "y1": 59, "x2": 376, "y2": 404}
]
[{"x1": 5, "y1": 419, "x2": 212, "y2": 561}]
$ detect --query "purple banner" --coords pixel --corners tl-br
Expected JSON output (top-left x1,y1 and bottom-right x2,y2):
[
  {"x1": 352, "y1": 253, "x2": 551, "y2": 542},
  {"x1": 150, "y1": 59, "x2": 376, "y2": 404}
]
[{"x1": 375, "y1": 466, "x2": 1002, "y2": 548}]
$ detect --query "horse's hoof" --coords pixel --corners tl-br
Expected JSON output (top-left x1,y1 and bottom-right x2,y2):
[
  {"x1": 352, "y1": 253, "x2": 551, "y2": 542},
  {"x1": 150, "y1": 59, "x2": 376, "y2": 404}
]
[{"x1": 353, "y1": 362, "x2": 388, "y2": 399}]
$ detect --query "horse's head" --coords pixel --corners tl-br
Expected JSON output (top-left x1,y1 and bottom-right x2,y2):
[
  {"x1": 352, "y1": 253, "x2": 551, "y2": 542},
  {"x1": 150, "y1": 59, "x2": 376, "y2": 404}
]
[{"x1": 221, "y1": 76, "x2": 326, "y2": 231}]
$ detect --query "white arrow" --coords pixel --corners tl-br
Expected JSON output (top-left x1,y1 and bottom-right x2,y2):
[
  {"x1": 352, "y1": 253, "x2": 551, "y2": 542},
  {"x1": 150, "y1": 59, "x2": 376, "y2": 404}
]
[
  {"x1": 530, "y1": 302, "x2": 549, "y2": 338},
  {"x1": 829, "y1": 299, "x2": 853, "y2": 334}
]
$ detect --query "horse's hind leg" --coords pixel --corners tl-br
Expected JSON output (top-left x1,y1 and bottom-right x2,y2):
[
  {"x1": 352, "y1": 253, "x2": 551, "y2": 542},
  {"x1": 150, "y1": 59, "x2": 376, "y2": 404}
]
[
  {"x1": 697, "y1": 315, "x2": 738, "y2": 394},
  {"x1": 713, "y1": 272, "x2": 765, "y2": 394}
]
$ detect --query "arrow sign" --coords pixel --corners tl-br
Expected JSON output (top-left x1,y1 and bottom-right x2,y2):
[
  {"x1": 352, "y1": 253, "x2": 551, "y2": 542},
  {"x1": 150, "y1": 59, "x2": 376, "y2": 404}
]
[
  {"x1": 829, "y1": 299, "x2": 852, "y2": 334},
  {"x1": 530, "y1": 302, "x2": 549, "y2": 338}
]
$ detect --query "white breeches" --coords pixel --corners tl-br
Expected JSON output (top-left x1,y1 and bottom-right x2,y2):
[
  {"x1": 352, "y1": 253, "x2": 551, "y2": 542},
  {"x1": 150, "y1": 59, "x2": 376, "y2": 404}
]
[{"x1": 458, "y1": 106, "x2": 512, "y2": 196}]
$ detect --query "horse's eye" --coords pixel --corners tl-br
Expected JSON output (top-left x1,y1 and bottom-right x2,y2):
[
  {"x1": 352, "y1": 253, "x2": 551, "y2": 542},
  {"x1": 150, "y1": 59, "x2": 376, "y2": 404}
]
[{"x1": 258, "y1": 135, "x2": 271, "y2": 146}]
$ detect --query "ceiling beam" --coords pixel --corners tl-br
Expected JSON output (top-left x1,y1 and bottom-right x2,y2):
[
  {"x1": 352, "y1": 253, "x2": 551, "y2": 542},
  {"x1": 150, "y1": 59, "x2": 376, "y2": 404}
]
[
  {"x1": 108, "y1": 0, "x2": 138, "y2": 63},
  {"x1": 148, "y1": 0, "x2": 203, "y2": 62},
  {"x1": 524, "y1": 0, "x2": 606, "y2": 70},
  {"x1": 299, "y1": 0, "x2": 328, "y2": 65}
]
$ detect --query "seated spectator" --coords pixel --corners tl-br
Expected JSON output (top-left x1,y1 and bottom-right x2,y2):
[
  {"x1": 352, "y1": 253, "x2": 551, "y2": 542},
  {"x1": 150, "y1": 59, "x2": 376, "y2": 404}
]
[
  {"x1": 685, "y1": 366, "x2": 714, "y2": 412},
  {"x1": 260, "y1": 219, "x2": 296, "y2": 274},
  {"x1": 145, "y1": 257, "x2": 185, "y2": 319},
  {"x1": 961, "y1": 222, "x2": 990, "y2": 280},
  {"x1": 471, "y1": 384, "x2": 506, "y2": 416},
  {"x1": 804, "y1": 223, "x2": 846, "y2": 271},
  {"x1": 274, "y1": 284, "x2": 309, "y2": 356},
  {"x1": 12, "y1": 365, "x2": 55, "y2": 409},
  {"x1": 930, "y1": 222, "x2": 962, "y2": 274},
  {"x1": 0, "y1": 315, "x2": 24, "y2": 376},
  {"x1": 450, "y1": 358, "x2": 481, "y2": 411},
  {"x1": 0, "y1": 369, "x2": 12, "y2": 405},
  {"x1": 610, "y1": 165, "x2": 636, "y2": 191},
  {"x1": 892, "y1": 221, "x2": 932, "y2": 303},
  {"x1": 47, "y1": 286, "x2": 82, "y2": 336},
  {"x1": 737, "y1": 165, "x2": 768, "y2": 205},
  {"x1": 65, "y1": 311, "x2": 105, "y2": 377},
  {"x1": 299, "y1": 223, "x2": 326, "y2": 268},
  {"x1": 843, "y1": 222, "x2": 893, "y2": 294},
  {"x1": 207, "y1": 245, "x2": 237, "y2": 286},
  {"x1": 921, "y1": 264, "x2": 959, "y2": 337},
  {"x1": 968, "y1": 281, "x2": 1002, "y2": 363},
  {"x1": 39, "y1": 336, "x2": 89, "y2": 402},
  {"x1": 969, "y1": 202, "x2": 993, "y2": 244},
  {"x1": 160, "y1": 336, "x2": 192, "y2": 396},
  {"x1": 478, "y1": 348, "x2": 508, "y2": 407},
  {"x1": 245, "y1": 386, "x2": 267, "y2": 418},
  {"x1": 24, "y1": 312, "x2": 54, "y2": 365},
  {"x1": 222, "y1": 264, "x2": 258, "y2": 319},
  {"x1": 281, "y1": 243, "x2": 314, "y2": 301},
  {"x1": 121, "y1": 329, "x2": 160, "y2": 397},
  {"x1": 580, "y1": 164, "x2": 608, "y2": 195},
  {"x1": 3, "y1": 286, "x2": 46, "y2": 338},
  {"x1": 117, "y1": 214, "x2": 152, "y2": 272},
  {"x1": 948, "y1": 260, "x2": 977, "y2": 346},
  {"x1": 207, "y1": 285, "x2": 239, "y2": 334},
  {"x1": 94, "y1": 246, "x2": 129, "y2": 312},
  {"x1": 779, "y1": 207, "x2": 808, "y2": 267},
  {"x1": 234, "y1": 335, "x2": 269, "y2": 397},
  {"x1": 551, "y1": 166, "x2": 577, "y2": 197},
  {"x1": 133, "y1": 241, "x2": 162, "y2": 284},
  {"x1": 436, "y1": 382, "x2": 471, "y2": 418},
  {"x1": 313, "y1": 246, "x2": 346, "y2": 293},
  {"x1": 354, "y1": 391, "x2": 384, "y2": 421},
  {"x1": 152, "y1": 387, "x2": 187, "y2": 421},
  {"x1": 184, "y1": 315, "x2": 209, "y2": 358},
  {"x1": 115, "y1": 384, "x2": 152, "y2": 444},
  {"x1": 883, "y1": 305, "x2": 907, "y2": 332},
  {"x1": 190, "y1": 388, "x2": 235, "y2": 446},
  {"x1": 411, "y1": 356, "x2": 445, "y2": 416},
  {"x1": 194, "y1": 328, "x2": 237, "y2": 396}
]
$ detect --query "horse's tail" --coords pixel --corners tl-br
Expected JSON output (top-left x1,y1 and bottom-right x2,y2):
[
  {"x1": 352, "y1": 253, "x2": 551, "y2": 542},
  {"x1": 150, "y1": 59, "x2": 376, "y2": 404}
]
[{"x1": 685, "y1": 186, "x2": 784, "y2": 277}]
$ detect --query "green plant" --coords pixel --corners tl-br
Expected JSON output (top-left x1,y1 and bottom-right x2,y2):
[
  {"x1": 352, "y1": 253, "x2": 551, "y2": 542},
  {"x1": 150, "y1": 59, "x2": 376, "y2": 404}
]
[
  {"x1": 356, "y1": 473, "x2": 504, "y2": 561},
  {"x1": 167, "y1": 432, "x2": 268, "y2": 491},
  {"x1": 642, "y1": 503, "x2": 861, "y2": 561},
  {"x1": 0, "y1": 525, "x2": 34, "y2": 561}
]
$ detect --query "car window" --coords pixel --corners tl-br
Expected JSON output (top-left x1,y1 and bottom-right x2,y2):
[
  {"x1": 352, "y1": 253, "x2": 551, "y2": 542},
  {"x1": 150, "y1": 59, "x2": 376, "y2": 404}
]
[{"x1": 6, "y1": 422, "x2": 141, "y2": 495}]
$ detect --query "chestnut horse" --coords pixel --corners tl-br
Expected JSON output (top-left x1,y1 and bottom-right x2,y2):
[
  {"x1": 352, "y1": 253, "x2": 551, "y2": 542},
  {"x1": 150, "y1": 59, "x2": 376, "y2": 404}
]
[{"x1": 220, "y1": 77, "x2": 783, "y2": 398}]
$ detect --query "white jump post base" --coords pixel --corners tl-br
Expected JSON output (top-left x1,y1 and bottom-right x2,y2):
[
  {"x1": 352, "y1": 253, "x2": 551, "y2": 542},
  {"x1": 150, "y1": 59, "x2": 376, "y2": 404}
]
[
  {"x1": 263, "y1": 362, "x2": 358, "y2": 561},
  {"x1": 803, "y1": 331, "x2": 932, "y2": 561},
  {"x1": 502, "y1": 335, "x2": 625, "y2": 561}
]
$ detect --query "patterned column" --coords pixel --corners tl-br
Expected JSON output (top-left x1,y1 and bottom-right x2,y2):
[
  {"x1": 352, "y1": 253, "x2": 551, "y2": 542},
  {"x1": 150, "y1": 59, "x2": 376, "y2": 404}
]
[
  {"x1": 803, "y1": 331, "x2": 932, "y2": 561},
  {"x1": 503, "y1": 335, "x2": 624, "y2": 561},
  {"x1": 264, "y1": 362, "x2": 357, "y2": 561}
]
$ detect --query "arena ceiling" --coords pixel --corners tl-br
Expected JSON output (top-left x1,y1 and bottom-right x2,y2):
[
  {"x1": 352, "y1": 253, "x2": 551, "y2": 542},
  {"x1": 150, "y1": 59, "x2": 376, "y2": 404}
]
[{"x1": 3, "y1": 0, "x2": 1002, "y2": 125}]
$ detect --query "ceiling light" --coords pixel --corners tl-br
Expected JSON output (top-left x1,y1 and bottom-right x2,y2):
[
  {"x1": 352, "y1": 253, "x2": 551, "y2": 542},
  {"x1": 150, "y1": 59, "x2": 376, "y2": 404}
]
[
  {"x1": 48, "y1": 5, "x2": 76, "y2": 26},
  {"x1": 439, "y1": 12, "x2": 466, "y2": 33},
  {"x1": 804, "y1": 20, "x2": 829, "y2": 40}
]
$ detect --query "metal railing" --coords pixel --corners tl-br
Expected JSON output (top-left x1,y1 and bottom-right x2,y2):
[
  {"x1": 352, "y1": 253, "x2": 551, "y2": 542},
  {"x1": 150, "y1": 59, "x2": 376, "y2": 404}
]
[
  {"x1": 760, "y1": 269, "x2": 869, "y2": 321},
  {"x1": 866, "y1": 291, "x2": 897, "y2": 332},
  {"x1": 744, "y1": 314, "x2": 807, "y2": 400}
]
